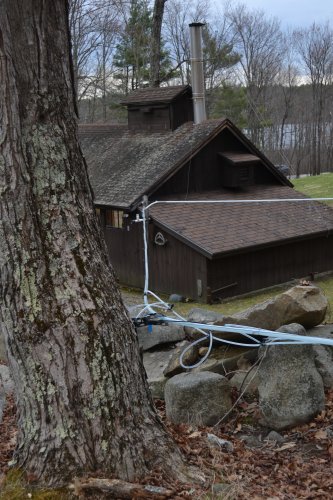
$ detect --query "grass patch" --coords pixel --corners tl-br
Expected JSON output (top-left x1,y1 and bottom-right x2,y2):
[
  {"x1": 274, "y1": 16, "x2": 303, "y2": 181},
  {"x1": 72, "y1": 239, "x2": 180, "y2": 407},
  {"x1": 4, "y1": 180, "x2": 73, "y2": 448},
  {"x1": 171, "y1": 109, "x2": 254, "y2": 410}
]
[
  {"x1": 122, "y1": 274, "x2": 333, "y2": 324},
  {"x1": 173, "y1": 276, "x2": 333, "y2": 322},
  {"x1": 172, "y1": 285, "x2": 285, "y2": 317},
  {"x1": 0, "y1": 470, "x2": 73, "y2": 500},
  {"x1": 293, "y1": 173, "x2": 333, "y2": 206}
]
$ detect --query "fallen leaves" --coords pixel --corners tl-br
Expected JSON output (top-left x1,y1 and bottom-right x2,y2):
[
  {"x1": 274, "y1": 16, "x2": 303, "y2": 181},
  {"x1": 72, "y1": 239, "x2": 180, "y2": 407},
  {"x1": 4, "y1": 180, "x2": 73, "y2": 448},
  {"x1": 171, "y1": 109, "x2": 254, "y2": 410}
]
[
  {"x1": 0, "y1": 394, "x2": 17, "y2": 473},
  {"x1": 163, "y1": 390, "x2": 333, "y2": 498},
  {"x1": 188, "y1": 431, "x2": 201, "y2": 439},
  {"x1": 275, "y1": 442, "x2": 296, "y2": 452},
  {"x1": 2, "y1": 391, "x2": 333, "y2": 498},
  {"x1": 314, "y1": 429, "x2": 328, "y2": 440},
  {"x1": 328, "y1": 444, "x2": 333, "y2": 459}
]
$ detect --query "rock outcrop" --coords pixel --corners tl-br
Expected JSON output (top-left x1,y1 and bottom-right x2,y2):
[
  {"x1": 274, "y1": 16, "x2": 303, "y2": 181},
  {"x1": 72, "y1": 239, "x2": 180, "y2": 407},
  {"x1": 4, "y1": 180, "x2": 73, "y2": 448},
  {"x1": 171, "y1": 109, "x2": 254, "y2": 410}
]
[
  {"x1": 231, "y1": 285, "x2": 328, "y2": 331},
  {"x1": 187, "y1": 285, "x2": 328, "y2": 340},
  {"x1": 163, "y1": 341, "x2": 199, "y2": 377},
  {"x1": 0, "y1": 364, "x2": 13, "y2": 424},
  {"x1": 258, "y1": 324, "x2": 325, "y2": 430},
  {"x1": 165, "y1": 372, "x2": 232, "y2": 426},
  {"x1": 137, "y1": 323, "x2": 185, "y2": 351}
]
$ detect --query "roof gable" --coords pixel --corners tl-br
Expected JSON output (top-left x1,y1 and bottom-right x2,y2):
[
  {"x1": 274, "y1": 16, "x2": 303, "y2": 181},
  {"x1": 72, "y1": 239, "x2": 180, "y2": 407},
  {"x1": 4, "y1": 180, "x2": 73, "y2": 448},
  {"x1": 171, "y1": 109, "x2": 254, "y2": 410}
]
[
  {"x1": 120, "y1": 85, "x2": 192, "y2": 106},
  {"x1": 79, "y1": 118, "x2": 292, "y2": 210}
]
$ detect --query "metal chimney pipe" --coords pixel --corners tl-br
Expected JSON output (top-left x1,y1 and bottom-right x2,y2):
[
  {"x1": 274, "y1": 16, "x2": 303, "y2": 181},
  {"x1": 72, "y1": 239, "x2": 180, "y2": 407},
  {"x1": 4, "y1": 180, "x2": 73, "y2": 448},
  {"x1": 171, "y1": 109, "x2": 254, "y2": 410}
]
[{"x1": 189, "y1": 22, "x2": 206, "y2": 124}]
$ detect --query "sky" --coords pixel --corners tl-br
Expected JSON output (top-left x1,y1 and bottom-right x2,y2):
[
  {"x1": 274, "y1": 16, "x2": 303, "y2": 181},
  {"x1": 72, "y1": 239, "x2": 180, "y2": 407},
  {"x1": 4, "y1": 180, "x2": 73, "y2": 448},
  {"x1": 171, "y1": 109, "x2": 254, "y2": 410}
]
[{"x1": 226, "y1": 0, "x2": 333, "y2": 28}]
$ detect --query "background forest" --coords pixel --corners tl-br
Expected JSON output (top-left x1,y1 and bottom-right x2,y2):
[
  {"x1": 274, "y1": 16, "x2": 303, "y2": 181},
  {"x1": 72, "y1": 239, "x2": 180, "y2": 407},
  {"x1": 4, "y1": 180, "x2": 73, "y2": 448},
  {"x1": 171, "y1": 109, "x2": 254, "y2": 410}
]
[{"x1": 70, "y1": 0, "x2": 333, "y2": 176}]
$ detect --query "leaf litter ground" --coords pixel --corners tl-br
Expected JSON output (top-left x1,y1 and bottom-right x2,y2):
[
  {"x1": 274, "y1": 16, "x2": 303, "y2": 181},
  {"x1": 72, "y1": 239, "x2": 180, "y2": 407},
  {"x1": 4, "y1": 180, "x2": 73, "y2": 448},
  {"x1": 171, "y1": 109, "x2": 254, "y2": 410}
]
[{"x1": 1, "y1": 392, "x2": 333, "y2": 498}]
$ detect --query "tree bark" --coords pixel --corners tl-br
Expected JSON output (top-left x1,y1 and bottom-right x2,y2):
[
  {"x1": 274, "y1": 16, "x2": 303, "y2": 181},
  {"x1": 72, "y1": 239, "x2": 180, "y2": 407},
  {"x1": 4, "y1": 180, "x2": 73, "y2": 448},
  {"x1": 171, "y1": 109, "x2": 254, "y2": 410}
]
[
  {"x1": 0, "y1": 0, "x2": 184, "y2": 486},
  {"x1": 150, "y1": 0, "x2": 167, "y2": 87}
]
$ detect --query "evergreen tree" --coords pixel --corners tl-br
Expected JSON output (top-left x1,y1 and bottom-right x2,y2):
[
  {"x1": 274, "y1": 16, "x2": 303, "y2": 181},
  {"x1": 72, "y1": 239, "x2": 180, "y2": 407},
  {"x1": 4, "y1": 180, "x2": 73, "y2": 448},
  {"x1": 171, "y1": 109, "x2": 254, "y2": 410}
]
[
  {"x1": 209, "y1": 85, "x2": 247, "y2": 128},
  {"x1": 114, "y1": 0, "x2": 173, "y2": 92},
  {"x1": 202, "y1": 24, "x2": 240, "y2": 92}
]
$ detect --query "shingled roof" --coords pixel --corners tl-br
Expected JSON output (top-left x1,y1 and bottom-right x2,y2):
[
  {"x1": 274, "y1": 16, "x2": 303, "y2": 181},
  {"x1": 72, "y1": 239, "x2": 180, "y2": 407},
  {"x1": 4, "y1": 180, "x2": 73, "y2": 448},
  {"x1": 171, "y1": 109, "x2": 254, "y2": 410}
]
[
  {"x1": 150, "y1": 185, "x2": 333, "y2": 257},
  {"x1": 79, "y1": 119, "x2": 290, "y2": 209},
  {"x1": 120, "y1": 85, "x2": 191, "y2": 106}
]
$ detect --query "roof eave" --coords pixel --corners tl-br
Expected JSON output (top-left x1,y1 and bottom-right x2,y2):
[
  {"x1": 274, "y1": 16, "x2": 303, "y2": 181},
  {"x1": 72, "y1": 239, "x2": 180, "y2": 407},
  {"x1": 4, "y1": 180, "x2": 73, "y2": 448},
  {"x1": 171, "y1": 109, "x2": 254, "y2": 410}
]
[
  {"x1": 211, "y1": 228, "x2": 333, "y2": 259},
  {"x1": 94, "y1": 200, "x2": 131, "y2": 211},
  {"x1": 152, "y1": 218, "x2": 213, "y2": 258},
  {"x1": 121, "y1": 85, "x2": 192, "y2": 107}
]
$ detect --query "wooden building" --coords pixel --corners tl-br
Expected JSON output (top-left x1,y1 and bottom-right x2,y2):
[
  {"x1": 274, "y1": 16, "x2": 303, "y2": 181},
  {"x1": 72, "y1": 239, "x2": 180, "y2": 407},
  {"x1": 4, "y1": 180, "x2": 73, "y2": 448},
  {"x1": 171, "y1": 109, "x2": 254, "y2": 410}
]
[{"x1": 79, "y1": 86, "x2": 333, "y2": 302}]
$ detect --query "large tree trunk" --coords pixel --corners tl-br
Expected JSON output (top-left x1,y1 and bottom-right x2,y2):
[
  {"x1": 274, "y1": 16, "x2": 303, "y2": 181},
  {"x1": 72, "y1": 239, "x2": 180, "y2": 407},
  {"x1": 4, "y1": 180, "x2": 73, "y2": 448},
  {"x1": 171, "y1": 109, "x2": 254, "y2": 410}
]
[
  {"x1": 149, "y1": 0, "x2": 167, "y2": 87},
  {"x1": 0, "y1": 0, "x2": 184, "y2": 486}
]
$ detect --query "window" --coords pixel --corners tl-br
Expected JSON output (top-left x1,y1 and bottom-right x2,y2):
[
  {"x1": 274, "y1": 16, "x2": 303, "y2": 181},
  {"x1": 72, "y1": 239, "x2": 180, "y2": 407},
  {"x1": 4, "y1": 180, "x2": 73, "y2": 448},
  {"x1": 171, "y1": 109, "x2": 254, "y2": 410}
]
[
  {"x1": 105, "y1": 209, "x2": 124, "y2": 228},
  {"x1": 95, "y1": 207, "x2": 104, "y2": 225}
]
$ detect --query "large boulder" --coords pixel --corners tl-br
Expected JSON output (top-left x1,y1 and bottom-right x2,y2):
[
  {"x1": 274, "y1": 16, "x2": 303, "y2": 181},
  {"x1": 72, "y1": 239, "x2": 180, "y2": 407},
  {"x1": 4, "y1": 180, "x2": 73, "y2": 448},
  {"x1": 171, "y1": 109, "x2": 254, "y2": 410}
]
[
  {"x1": 148, "y1": 376, "x2": 168, "y2": 399},
  {"x1": 143, "y1": 349, "x2": 174, "y2": 379},
  {"x1": 185, "y1": 308, "x2": 234, "y2": 340},
  {"x1": 142, "y1": 349, "x2": 173, "y2": 399},
  {"x1": 313, "y1": 345, "x2": 333, "y2": 388},
  {"x1": 186, "y1": 286, "x2": 327, "y2": 342},
  {"x1": 306, "y1": 325, "x2": 333, "y2": 388},
  {"x1": 137, "y1": 323, "x2": 185, "y2": 351},
  {"x1": 0, "y1": 364, "x2": 13, "y2": 394},
  {"x1": 165, "y1": 372, "x2": 232, "y2": 426},
  {"x1": 280, "y1": 286, "x2": 328, "y2": 328},
  {"x1": 192, "y1": 347, "x2": 258, "y2": 376},
  {"x1": 0, "y1": 364, "x2": 14, "y2": 425},
  {"x1": 187, "y1": 308, "x2": 225, "y2": 325},
  {"x1": 229, "y1": 357, "x2": 259, "y2": 397},
  {"x1": 163, "y1": 341, "x2": 199, "y2": 377},
  {"x1": 258, "y1": 324, "x2": 325, "y2": 430},
  {"x1": 219, "y1": 285, "x2": 327, "y2": 332}
]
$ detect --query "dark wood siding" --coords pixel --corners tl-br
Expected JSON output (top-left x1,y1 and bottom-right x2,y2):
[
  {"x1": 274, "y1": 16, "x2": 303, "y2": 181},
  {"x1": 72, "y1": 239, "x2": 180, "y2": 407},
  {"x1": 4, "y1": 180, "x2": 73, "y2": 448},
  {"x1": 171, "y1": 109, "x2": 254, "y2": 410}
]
[
  {"x1": 104, "y1": 222, "x2": 145, "y2": 288},
  {"x1": 149, "y1": 224, "x2": 207, "y2": 300},
  {"x1": 103, "y1": 216, "x2": 333, "y2": 303},
  {"x1": 153, "y1": 129, "x2": 280, "y2": 198},
  {"x1": 126, "y1": 89, "x2": 193, "y2": 132},
  {"x1": 170, "y1": 95, "x2": 194, "y2": 130},
  {"x1": 104, "y1": 219, "x2": 207, "y2": 300},
  {"x1": 207, "y1": 235, "x2": 333, "y2": 300},
  {"x1": 127, "y1": 105, "x2": 171, "y2": 132}
]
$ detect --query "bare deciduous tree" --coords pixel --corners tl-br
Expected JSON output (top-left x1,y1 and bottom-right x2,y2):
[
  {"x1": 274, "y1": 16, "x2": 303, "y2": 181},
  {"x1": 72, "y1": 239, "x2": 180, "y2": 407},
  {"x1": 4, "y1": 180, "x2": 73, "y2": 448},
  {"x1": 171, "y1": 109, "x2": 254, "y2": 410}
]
[
  {"x1": 226, "y1": 3, "x2": 283, "y2": 146},
  {"x1": 294, "y1": 22, "x2": 333, "y2": 174},
  {"x1": 150, "y1": 0, "x2": 168, "y2": 87},
  {"x1": 164, "y1": 0, "x2": 209, "y2": 84},
  {"x1": 69, "y1": 0, "x2": 103, "y2": 99}
]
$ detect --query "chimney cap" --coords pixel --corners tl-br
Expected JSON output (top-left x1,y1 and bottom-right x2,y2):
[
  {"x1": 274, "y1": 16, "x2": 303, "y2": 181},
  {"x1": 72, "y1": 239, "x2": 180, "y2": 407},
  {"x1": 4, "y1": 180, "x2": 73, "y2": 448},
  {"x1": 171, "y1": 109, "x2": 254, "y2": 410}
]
[{"x1": 189, "y1": 22, "x2": 205, "y2": 27}]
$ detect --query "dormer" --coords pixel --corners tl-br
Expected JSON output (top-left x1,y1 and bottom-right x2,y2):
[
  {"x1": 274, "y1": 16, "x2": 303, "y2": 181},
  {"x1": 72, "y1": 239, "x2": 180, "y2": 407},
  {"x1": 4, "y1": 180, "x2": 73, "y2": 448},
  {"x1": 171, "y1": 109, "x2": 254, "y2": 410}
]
[
  {"x1": 218, "y1": 152, "x2": 261, "y2": 188},
  {"x1": 121, "y1": 85, "x2": 194, "y2": 132}
]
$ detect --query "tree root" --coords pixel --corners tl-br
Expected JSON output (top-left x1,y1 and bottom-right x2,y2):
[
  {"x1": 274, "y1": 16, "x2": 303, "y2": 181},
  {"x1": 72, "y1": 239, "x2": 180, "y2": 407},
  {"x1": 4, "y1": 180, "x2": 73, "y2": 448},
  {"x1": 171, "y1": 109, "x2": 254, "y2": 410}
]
[{"x1": 72, "y1": 477, "x2": 175, "y2": 499}]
